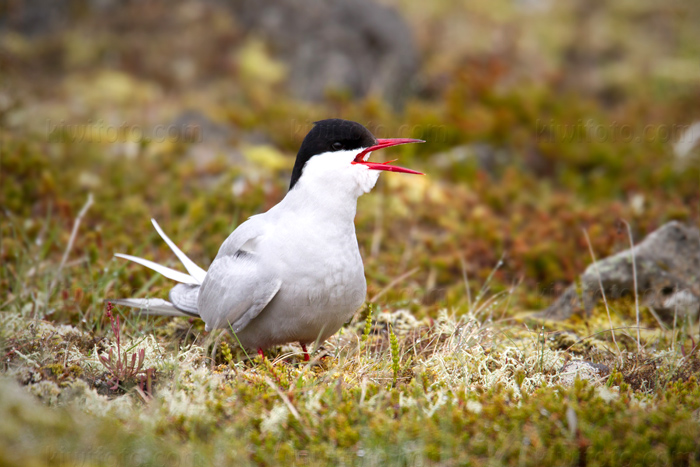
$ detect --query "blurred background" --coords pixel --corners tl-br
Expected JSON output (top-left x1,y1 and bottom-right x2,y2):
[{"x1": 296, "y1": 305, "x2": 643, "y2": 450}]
[{"x1": 2, "y1": 0, "x2": 700, "y2": 321}]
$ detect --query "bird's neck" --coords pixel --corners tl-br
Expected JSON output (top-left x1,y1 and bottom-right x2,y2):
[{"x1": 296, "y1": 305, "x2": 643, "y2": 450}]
[{"x1": 281, "y1": 177, "x2": 362, "y2": 225}]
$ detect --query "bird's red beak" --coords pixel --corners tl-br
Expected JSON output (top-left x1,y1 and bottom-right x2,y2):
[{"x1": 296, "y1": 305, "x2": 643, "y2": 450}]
[{"x1": 353, "y1": 138, "x2": 425, "y2": 174}]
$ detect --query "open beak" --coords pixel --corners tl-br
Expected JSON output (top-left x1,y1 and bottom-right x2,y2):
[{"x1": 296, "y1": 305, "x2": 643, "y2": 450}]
[{"x1": 353, "y1": 138, "x2": 425, "y2": 174}]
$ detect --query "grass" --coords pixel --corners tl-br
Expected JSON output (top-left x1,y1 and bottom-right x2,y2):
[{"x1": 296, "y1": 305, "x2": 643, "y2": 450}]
[
  {"x1": 2, "y1": 130, "x2": 699, "y2": 463},
  {"x1": 1, "y1": 299, "x2": 699, "y2": 465},
  {"x1": 2, "y1": 0, "x2": 700, "y2": 464}
]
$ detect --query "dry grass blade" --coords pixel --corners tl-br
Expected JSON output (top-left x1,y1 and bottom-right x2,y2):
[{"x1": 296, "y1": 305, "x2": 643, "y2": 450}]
[
  {"x1": 264, "y1": 376, "x2": 311, "y2": 438},
  {"x1": 620, "y1": 220, "x2": 642, "y2": 353},
  {"x1": 459, "y1": 254, "x2": 473, "y2": 311},
  {"x1": 369, "y1": 267, "x2": 419, "y2": 303},
  {"x1": 582, "y1": 228, "x2": 621, "y2": 360},
  {"x1": 51, "y1": 193, "x2": 94, "y2": 294}
]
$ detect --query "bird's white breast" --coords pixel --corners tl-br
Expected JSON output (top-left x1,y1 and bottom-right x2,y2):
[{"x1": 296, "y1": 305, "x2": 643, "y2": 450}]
[{"x1": 233, "y1": 163, "x2": 370, "y2": 349}]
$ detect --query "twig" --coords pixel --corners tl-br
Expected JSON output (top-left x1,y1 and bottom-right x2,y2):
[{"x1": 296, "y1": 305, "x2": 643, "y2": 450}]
[
  {"x1": 264, "y1": 376, "x2": 310, "y2": 438},
  {"x1": 369, "y1": 267, "x2": 419, "y2": 303},
  {"x1": 459, "y1": 254, "x2": 472, "y2": 311},
  {"x1": 498, "y1": 278, "x2": 521, "y2": 321},
  {"x1": 561, "y1": 325, "x2": 655, "y2": 354},
  {"x1": 672, "y1": 302, "x2": 678, "y2": 353},
  {"x1": 473, "y1": 253, "x2": 506, "y2": 311},
  {"x1": 51, "y1": 193, "x2": 94, "y2": 293},
  {"x1": 620, "y1": 220, "x2": 641, "y2": 353},
  {"x1": 646, "y1": 306, "x2": 669, "y2": 331},
  {"x1": 582, "y1": 228, "x2": 621, "y2": 358},
  {"x1": 210, "y1": 330, "x2": 225, "y2": 370},
  {"x1": 13, "y1": 349, "x2": 40, "y2": 368}
]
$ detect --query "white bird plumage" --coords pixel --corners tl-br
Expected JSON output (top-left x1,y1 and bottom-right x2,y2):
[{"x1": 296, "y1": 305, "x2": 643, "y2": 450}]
[{"x1": 111, "y1": 119, "x2": 423, "y2": 354}]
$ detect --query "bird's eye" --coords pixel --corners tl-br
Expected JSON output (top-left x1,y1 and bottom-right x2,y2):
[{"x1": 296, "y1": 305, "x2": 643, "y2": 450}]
[{"x1": 331, "y1": 142, "x2": 344, "y2": 151}]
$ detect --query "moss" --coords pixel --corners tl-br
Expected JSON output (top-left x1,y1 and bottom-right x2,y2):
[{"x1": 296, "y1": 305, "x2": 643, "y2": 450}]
[{"x1": 2, "y1": 2, "x2": 700, "y2": 463}]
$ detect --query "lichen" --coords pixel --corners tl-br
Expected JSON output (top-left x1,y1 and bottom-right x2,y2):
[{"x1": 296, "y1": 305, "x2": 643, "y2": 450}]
[{"x1": 2, "y1": 1, "x2": 700, "y2": 463}]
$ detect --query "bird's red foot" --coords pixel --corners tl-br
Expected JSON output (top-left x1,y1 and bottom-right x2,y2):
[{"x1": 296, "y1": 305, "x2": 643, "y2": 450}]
[{"x1": 301, "y1": 343, "x2": 310, "y2": 362}]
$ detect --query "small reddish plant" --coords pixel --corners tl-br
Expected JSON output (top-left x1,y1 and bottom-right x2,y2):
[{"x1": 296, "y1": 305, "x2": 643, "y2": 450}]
[
  {"x1": 680, "y1": 333, "x2": 698, "y2": 359},
  {"x1": 99, "y1": 302, "x2": 148, "y2": 391}
]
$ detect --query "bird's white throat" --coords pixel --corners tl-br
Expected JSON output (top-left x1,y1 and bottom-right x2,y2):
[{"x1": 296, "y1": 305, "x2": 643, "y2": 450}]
[{"x1": 291, "y1": 149, "x2": 381, "y2": 200}]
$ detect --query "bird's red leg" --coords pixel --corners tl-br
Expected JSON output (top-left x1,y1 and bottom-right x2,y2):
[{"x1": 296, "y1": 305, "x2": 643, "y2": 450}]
[
  {"x1": 301, "y1": 343, "x2": 310, "y2": 362},
  {"x1": 257, "y1": 348, "x2": 264, "y2": 359}
]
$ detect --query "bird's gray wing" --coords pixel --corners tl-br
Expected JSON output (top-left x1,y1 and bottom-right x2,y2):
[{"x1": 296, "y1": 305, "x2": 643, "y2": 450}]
[{"x1": 197, "y1": 216, "x2": 281, "y2": 332}]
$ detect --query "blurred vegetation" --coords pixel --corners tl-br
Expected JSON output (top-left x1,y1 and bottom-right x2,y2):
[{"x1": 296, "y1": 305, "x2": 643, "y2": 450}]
[{"x1": 1, "y1": 0, "x2": 700, "y2": 465}]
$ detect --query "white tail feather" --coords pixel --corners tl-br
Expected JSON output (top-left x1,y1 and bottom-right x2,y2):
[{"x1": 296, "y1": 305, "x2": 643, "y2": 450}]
[
  {"x1": 110, "y1": 298, "x2": 192, "y2": 317},
  {"x1": 151, "y1": 218, "x2": 207, "y2": 283},
  {"x1": 114, "y1": 253, "x2": 200, "y2": 285}
]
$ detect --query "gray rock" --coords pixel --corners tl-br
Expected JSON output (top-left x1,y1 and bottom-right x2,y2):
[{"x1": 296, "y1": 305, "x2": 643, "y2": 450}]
[
  {"x1": 540, "y1": 221, "x2": 700, "y2": 321},
  {"x1": 0, "y1": 0, "x2": 117, "y2": 36},
  {"x1": 3, "y1": 0, "x2": 419, "y2": 105},
  {"x1": 431, "y1": 143, "x2": 516, "y2": 176},
  {"x1": 170, "y1": 110, "x2": 234, "y2": 146},
  {"x1": 228, "y1": 0, "x2": 419, "y2": 106},
  {"x1": 164, "y1": 110, "x2": 246, "y2": 183}
]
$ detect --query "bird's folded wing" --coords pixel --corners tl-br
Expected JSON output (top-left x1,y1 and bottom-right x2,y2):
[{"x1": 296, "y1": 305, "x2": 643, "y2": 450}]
[
  {"x1": 169, "y1": 283, "x2": 200, "y2": 315},
  {"x1": 197, "y1": 253, "x2": 281, "y2": 332}
]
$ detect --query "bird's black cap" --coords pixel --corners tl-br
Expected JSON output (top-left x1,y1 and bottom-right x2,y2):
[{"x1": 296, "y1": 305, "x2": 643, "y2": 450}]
[{"x1": 289, "y1": 119, "x2": 376, "y2": 189}]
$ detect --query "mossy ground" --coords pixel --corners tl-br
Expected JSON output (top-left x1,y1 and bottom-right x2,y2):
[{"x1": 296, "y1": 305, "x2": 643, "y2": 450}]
[{"x1": 2, "y1": 1, "x2": 700, "y2": 465}]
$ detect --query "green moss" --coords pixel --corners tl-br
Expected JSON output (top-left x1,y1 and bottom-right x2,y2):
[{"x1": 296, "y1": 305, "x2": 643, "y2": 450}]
[{"x1": 2, "y1": 2, "x2": 700, "y2": 463}]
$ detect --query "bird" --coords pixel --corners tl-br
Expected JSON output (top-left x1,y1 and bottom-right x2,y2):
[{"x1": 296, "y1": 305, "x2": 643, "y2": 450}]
[{"x1": 111, "y1": 119, "x2": 424, "y2": 360}]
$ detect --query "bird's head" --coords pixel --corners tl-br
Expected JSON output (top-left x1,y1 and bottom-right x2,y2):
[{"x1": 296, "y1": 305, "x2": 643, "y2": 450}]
[{"x1": 289, "y1": 119, "x2": 424, "y2": 196}]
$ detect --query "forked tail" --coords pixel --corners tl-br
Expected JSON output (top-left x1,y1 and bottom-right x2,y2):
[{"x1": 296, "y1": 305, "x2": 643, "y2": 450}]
[{"x1": 110, "y1": 219, "x2": 205, "y2": 318}]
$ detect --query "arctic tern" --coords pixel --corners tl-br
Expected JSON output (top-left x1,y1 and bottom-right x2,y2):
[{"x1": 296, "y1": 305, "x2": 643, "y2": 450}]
[{"x1": 111, "y1": 119, "x2": 424, "y2": 359}]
